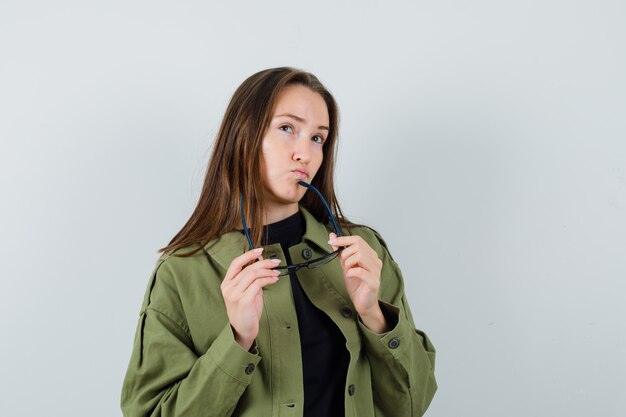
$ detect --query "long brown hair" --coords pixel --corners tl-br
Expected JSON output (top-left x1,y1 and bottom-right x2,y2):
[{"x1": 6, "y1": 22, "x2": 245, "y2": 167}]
[{"x1": 160, "y1": 67, "x2": 354, "y2": 257}]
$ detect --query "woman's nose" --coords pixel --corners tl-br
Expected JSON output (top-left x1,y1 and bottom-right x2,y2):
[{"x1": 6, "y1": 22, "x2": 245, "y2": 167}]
[
  {"x1": 292, "y1": 139, "x2": 311, "y2": 163},
  {"x1": 293, "y1": 152, "x2": 309, "y2": 163}
]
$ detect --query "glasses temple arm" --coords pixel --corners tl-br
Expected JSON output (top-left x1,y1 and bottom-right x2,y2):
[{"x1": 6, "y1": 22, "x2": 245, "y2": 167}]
[
  {"x1": 240, "y1": 181, "x2": 342, "y2": 250},
  {"x1": 240, "y1": 193, "x2": 255, "y2": 249},
  {"x1": 297, "y1": 180, "x2": 342, "y2": 237}
]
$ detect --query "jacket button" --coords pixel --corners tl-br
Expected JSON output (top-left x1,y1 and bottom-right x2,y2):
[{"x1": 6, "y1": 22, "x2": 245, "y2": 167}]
[
  {"x1": 301, "y1": 248, "x2": 313, "y2": 259},
  {"x1": 348, "y1": 384, "x2": 355, "y2": 396},
  {"x1": 245, "y1": 363, "x2": 255, "y2": 374},
  {"x1": 388, "y1": 337, "x2": 400, "y2": 349},
  {"x1": 340, "y1": 307, "x2": 353, "y2": 318}
]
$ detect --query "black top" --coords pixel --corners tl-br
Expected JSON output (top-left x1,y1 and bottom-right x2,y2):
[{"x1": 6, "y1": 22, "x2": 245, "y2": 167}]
[{"x1": 260, "y1": 210, "x2": 349, "y2": 417}]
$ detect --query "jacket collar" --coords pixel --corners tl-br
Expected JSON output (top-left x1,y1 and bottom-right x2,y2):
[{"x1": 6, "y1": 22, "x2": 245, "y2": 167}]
[{"x1": 203, "y1": 206, "x2": 333, "y2": 270}]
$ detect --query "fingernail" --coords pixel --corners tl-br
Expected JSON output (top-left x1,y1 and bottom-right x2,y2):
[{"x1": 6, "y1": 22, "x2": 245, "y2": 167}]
[
  {"x1": 271, "y1": 259, "x2": 281, "y2": 264},
  {"x1": 254, "y1": 248, "x2": 263, "y2": 253},
  {"x1": 328, "y1": 239, "x2": 336, "y2": 244}
]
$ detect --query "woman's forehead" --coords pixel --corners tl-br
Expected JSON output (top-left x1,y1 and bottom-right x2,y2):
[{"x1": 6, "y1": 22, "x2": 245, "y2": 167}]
[{"x1": 273, "y1": 85, "x2": 329, "y2": 126}]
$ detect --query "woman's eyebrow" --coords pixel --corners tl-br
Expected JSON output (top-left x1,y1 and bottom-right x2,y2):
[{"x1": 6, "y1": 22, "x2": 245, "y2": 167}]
[{"x1": 274, "y1": 113, "x2": 329, "y2": 131}]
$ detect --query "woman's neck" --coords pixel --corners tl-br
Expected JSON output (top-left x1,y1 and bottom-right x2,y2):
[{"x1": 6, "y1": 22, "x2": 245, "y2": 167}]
[{"x1": 263, "y1": 202, "x2": 299, "y2": 225}]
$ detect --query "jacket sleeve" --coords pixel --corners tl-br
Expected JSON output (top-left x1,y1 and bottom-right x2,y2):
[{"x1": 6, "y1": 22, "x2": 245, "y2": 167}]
[
  {"x1": 356, "y1": 232, "x2": 438, "y2": 417},
  {"x1": 120, "y1": 259, "x2": 261, "y2": 417}
]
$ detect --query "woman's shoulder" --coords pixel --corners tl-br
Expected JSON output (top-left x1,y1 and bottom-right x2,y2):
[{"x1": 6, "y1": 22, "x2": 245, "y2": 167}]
[
  {"x1": 142, "y1": 242, "x2": 219, "y2": 314},
  {"x1": 157, "y1": 242, "x2": 206, "y2": 265},
  {"x1": 155, "y1": 231, "x2": 243, "y2": 276},
  {"x1": 150, "y1": 242, "x2": 215, "y2": 290}
]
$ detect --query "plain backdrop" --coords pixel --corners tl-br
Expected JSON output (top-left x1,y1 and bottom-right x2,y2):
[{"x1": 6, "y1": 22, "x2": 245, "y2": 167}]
[{"x1": 1, "y1": 1, "x2": 625, "y2": 416}]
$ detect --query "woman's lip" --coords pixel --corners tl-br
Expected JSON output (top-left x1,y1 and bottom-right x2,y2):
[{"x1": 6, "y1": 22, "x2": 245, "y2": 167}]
[{"x1": 292, "y1": 170, "x2": 308, "y2": 179}]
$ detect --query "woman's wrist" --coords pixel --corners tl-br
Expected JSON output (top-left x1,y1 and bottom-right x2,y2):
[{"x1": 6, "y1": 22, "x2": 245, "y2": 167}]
[
  {"x1": 358, "y1": 305, "x2": 389, "y2": 334},
  {"x1": 232, "y1": 327, "x2": 255, "y2": 351}
]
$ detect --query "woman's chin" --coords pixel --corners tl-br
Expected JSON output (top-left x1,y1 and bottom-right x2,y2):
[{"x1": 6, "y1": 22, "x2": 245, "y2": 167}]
[
  {"x1": 271, "y1": 190, "x2": 305, "y2": 204},
  {"x1": 263, "y1": 182, "x2": 307, "y2": 204}
]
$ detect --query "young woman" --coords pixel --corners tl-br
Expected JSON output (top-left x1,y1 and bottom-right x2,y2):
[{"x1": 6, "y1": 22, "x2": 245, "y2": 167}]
[{"x1": 121, "y1": 67, "x2": 437, "y2": 417}]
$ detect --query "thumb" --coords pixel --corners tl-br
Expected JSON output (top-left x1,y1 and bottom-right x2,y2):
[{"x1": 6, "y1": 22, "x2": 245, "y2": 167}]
[
  {"x1": 329, "y1": 232, "x2": 339, "y2": 251},
  {"x1": 329, "y1": 232, "x2": 346, "y2": 271}
]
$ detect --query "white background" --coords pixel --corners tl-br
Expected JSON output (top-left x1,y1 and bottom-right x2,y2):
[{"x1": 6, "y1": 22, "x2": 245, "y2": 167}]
[{"x1": 1, "y1": 1, "x2": 625, "y2": 416}]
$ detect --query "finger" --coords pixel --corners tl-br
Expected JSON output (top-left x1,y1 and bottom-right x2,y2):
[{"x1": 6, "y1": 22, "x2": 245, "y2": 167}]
[
  {"x1": 327, "y1": 232, "x2": 338, "y2": 252},
  {"x1": 224, "y1": 263, "x2": 279, "y2": 298},
  {"x1": 343, "y1": 251, "x2": 364, "y2": 271},
  {"x1": 340, "y1": 241, "x2": 380, "y2": 269},
  {"x1": 345, "y1": 267, "x2": 380, "y2": 291},
  {"x1": 235, "y1": 264, "x2": 281, "y2": 292},
  {"x1": 339, "y1": 243, "x2": 362, "y2": 262},
  {"x1": 227, "y1": 258, "x2": 281, "y2": 292},
  {"x1": 226, "y1": 248, "x2": 265, "y2": 280},
  {"x1": 328, "y1": 233, "x2": 347, "y2": 269},
  {"x1": 328, "y1": 235, "x2": 364, "y2": 248},
  {"x1": 236, "y1": 257, "x2": 282, "y2": 277},
  {"x1": 247, "y1": 258, "x2": 282, "y2": 271},
  {"x1": 225, "y1": 248, "x2": 264, "y2": 281},
  {"x1": 241, "y1": 277, "x2": 281, "y2": 302},
  {"x1": 345, "y1": 266, "x2": 368, "y2": 280}
]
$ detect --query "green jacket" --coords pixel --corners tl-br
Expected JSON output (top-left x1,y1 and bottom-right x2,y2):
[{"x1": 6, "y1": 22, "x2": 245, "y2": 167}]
[{"x1": 121, "y1": 206, "x2": 437, "y2": 417}]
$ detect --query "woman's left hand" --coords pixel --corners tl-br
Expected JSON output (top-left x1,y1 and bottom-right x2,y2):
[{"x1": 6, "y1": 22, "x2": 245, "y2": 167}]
[{"x1": 329, "y1": 233, "x2": 388, "y2": 333}]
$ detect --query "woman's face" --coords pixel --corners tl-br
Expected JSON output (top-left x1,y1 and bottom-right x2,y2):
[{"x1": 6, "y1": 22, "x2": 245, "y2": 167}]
[{"x1": 260, "y1": 84, "x2": 329, "y2": 213}]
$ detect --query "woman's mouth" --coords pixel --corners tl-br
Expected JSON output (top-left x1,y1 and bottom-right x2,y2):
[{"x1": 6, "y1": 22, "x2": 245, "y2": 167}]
[{"x1": 292, "y1": 170, "x2": 308, "y2": 179}]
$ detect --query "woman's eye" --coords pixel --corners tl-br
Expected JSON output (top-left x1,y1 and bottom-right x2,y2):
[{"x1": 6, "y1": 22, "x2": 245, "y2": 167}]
[
  {"x1": 279, "y1": 125, "x2": 293, "y2": 133},
  {"x1": 312, "y1": 135, "x2": 325, "y2": 144}
]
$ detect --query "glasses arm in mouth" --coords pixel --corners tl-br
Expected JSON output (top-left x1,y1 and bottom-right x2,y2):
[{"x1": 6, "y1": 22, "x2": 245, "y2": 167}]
[{"x1": 239, "y1": 180, "x2": 343, "y2": 251}]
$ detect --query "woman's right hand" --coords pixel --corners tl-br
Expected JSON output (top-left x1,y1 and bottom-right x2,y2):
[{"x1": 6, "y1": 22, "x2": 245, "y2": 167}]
[{"x1": 220, "y1": 248, "x2": 281, "y2": 351}]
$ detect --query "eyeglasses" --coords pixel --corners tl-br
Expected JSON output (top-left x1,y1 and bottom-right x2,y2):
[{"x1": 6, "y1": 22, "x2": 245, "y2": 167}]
[{"x1": 240, "y1": 180, "x2": 344, "y2": 277}]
